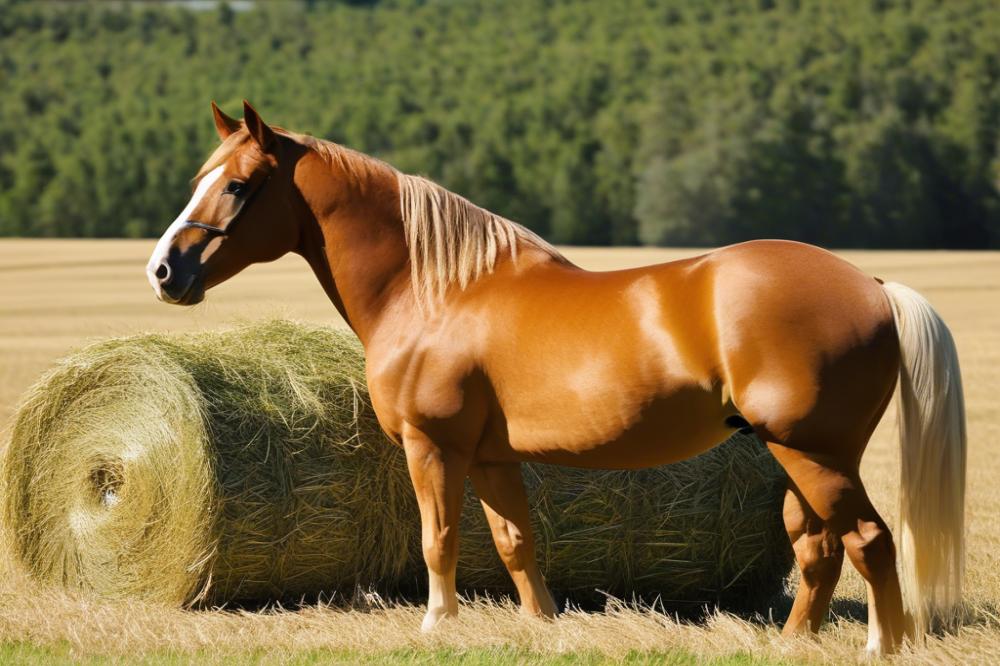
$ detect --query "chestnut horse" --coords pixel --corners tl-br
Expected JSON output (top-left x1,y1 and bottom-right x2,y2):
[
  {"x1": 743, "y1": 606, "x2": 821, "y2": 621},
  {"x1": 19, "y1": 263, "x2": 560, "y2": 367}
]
[{"x1": 148, "y1": 102, "x2": 966, "y2": 654}]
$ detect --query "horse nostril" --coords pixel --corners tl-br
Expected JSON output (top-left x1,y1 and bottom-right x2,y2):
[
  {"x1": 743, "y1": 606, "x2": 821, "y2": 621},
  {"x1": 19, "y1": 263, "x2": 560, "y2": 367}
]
[{"x1": 155, "y1": 262, "x2": 171, "y2": 284}]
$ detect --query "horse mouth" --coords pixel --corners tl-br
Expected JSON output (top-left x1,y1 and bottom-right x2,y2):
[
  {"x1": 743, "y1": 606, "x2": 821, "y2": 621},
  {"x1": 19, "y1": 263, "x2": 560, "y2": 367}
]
[{"x1": 162, "y1": 275, "x2": 204, "y2": 306}]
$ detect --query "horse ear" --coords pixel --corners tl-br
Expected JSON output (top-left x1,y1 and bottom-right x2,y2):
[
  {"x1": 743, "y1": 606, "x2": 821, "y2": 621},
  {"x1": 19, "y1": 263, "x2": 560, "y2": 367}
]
[
  {"x1": 242, "y1": 100, "x2": 276, "y2": 153},
  {"x1": 211, "y1": 101, "x2": 241, "y2": 141}
]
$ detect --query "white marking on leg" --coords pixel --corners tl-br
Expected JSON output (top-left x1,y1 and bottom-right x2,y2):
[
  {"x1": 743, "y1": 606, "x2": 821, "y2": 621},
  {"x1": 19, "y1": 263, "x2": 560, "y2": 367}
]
[
  {"x1": 146, "y1": 166, "x2": 225, "y2": 299},
  {"x1": 421, "y1": 568, "x2": 457, "y2": 632},
  {"x1": 866, "y1": 622, "x2": 883, "y2": 656},
  {"x1": 865, "y1": 584, "x2": 883, "y2": 656}
]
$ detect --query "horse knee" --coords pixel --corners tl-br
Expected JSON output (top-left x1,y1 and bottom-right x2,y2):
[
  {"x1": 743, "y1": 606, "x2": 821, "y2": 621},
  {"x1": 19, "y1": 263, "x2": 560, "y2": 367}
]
[
  {"x1": 492, "y1": 520, "x2": 529, "y2": 569},
  {"x1": 844, "y1": 521, "x2": 896, "y2": 583},
  {"x1": 422, "y1": 525, "x2": 457, "y2": 573}
]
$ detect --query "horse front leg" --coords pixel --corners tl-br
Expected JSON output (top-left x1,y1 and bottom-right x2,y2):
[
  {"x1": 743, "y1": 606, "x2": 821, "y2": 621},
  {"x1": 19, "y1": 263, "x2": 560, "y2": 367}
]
[
  {"x1": 402, "y1": 423, "x2": 472, "y2": 632},
  {"x1": 470, "y1": 462, "x2": 557, "y2": 618}
]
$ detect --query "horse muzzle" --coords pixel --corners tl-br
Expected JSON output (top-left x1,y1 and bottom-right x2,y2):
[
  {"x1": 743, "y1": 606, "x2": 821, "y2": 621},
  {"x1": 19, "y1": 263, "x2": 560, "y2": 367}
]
[{"x1": 147, "y1": 251, "x2": 205, "y2": 306}]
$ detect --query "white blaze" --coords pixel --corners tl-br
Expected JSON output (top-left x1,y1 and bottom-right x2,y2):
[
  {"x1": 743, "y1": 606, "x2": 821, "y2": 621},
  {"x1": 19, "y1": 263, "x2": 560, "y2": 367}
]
[{"x1": 146, "y1": 166, "x2": 225, "y2": 299}]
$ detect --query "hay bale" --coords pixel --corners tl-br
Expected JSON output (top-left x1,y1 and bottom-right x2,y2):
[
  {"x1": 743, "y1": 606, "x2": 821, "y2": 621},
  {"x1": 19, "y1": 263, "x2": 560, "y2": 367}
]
[
  {"x1": 2, "y1": 321, "x2": 791, "y2": 608},
  {"x1": 460, "y1": 450, "x2": 791, "y2": 608}
]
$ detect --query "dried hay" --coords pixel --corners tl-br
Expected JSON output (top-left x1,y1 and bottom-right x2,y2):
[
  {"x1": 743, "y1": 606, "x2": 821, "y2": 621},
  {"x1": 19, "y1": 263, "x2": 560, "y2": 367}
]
[{"x1": 1, "y1": 321, "x2": 791, "y2": 609}]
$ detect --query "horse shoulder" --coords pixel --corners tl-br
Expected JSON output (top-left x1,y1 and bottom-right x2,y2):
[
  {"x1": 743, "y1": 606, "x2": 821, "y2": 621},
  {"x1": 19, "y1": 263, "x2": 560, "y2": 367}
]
[{"x1": 364, "y1": 313, "x2": 490, "y2": 450}]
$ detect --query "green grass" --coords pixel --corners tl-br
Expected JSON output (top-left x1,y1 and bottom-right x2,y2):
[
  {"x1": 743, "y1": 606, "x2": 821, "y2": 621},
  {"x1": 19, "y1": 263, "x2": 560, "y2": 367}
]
[{"x1": 0, "y1": 642, "x2": 789, "y2": 666}]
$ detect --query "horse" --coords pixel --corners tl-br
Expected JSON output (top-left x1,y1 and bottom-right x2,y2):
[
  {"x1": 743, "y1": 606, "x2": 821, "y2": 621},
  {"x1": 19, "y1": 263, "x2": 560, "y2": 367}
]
[{"x1": 147, "y1": 101, "x2": 966, "y2": 655}]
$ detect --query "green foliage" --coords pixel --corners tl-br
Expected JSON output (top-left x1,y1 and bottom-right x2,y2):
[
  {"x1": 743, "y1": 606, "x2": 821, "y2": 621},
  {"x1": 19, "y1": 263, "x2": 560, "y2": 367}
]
[{"x1": 1, "y1": 0, "x2": 998, "y2": 247}]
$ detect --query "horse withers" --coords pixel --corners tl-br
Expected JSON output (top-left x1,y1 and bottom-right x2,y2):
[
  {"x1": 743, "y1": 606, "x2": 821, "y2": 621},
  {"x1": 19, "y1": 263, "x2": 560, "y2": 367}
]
[{"x1": 147, "y1": 102, "x2": 966, "y2": 655}]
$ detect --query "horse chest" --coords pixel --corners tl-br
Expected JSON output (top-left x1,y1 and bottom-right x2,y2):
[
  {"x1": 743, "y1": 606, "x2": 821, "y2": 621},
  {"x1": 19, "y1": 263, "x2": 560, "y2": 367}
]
[{"x1": 364, "y1": 343, "x2": 481, "y2": 444}]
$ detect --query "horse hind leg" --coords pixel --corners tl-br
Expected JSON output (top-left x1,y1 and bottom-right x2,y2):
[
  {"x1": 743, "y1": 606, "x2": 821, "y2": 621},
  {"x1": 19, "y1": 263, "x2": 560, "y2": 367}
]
[
  {"x1": 780, "y1": 480, "x2": 844, "y2": 635},
  {"x1": 769, "y1": 443, "x2": 907, "y2": 655},
  {"x1": 843, "y1": 510, "x2": 909, "y2": 655}
]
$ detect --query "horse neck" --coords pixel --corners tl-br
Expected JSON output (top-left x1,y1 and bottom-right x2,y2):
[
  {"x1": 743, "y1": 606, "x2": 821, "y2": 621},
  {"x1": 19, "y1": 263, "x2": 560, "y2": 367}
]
[{"x1": 293, "y1": 151, "x2": 413, "y2": 346}]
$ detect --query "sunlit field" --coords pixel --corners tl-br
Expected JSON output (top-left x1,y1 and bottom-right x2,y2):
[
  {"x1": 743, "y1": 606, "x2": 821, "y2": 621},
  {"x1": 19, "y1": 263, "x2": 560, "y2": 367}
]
[{"x1": 1, "y1": 240, "x2": 998, "y2": 664}]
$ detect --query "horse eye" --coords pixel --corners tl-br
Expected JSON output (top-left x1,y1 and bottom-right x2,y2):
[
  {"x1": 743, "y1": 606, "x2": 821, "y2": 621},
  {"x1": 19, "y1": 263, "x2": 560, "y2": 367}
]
[{"x1": 225, "y1": 180, "x2": 246, "y2": 195}]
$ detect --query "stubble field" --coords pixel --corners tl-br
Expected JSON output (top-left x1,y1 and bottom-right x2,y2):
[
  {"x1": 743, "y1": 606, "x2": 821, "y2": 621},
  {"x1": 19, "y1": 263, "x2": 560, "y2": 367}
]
[{"x1": 0, "y1": 240, "x2": 998, "y2": 664}]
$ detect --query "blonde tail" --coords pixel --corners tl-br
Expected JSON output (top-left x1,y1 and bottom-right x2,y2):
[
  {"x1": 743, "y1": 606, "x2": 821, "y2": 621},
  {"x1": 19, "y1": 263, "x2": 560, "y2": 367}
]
[{"x1": 883, "y1": 282, "x2": 966, "y2": 635}]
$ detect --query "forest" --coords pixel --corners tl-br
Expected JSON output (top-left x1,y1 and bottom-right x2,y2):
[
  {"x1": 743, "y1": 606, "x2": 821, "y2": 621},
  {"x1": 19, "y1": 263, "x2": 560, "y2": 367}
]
[{"x1": 1, "y1": 0, "x2": 998, "y2": 247}]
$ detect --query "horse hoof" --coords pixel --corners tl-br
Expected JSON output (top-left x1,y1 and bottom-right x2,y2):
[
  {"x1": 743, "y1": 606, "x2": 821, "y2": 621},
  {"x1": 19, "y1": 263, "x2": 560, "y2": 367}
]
[
  {"x1": 864, "y1": 639, "x2": 894, "y2": 658},
  {"x1": 421, "y1": 607, "x2": 456, "y2": 632}
]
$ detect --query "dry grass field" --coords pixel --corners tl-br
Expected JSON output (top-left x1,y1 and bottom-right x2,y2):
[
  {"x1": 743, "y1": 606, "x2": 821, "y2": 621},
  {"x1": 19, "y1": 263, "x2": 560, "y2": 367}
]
[{"x1": 0, "y1": 239, "x2": 998, "y2": 664}]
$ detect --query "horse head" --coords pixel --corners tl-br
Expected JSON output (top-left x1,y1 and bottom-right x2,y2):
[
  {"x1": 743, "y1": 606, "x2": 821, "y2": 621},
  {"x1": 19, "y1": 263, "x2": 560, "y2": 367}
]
[{"x1": 146, "y1": 101, "x2": 307, "y2": 305}]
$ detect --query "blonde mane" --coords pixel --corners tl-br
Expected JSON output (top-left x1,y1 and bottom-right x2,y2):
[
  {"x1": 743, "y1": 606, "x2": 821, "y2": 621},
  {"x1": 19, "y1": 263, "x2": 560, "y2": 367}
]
[
  {"x1": 195, "y1": 129, "x2": 566, "y2": 306},
  {"x1": 397, "y1": 174, "x2": 565, "y2": 306}
]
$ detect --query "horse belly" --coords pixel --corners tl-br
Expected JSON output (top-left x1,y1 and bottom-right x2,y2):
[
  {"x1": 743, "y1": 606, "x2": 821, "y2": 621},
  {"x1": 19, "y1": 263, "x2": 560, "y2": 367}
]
[{"x1": 485, "y1": 381, "x2": 735, "y2": 470}]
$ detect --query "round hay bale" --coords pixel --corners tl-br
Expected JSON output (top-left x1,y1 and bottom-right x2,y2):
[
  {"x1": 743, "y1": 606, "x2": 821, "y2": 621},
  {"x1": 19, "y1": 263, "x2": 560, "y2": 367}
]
[{"x1": 1, "y1": 320, "x2": 791, "y2": 608}]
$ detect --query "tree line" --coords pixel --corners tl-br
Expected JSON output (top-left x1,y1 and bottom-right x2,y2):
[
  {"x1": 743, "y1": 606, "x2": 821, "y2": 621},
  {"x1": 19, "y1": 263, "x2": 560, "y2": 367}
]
[{"x1": 1, "y1": 0, "x2": 998, "y2": 247}]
